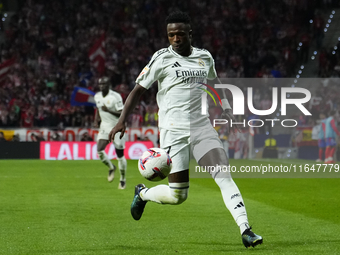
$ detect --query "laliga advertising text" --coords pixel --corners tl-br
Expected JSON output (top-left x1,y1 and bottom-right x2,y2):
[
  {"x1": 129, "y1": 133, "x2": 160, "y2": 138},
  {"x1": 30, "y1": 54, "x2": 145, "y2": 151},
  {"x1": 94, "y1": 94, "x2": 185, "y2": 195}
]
[{"x1": 195, "y1": 164, "x2": 340, "y2": 175}]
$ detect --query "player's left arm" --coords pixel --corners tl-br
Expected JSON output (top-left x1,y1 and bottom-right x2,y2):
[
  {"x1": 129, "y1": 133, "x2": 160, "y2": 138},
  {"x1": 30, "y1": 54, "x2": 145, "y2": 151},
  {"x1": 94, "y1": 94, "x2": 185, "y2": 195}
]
[
  {"x1": 101, "y1": 105, "x2": 121, "y2": 118},
  {"x1": 330, "y1": 119, "x2": 340, "y2": 136},
  {"x1": 207, "y1": 77, "x2": 241, "y2": 134}
]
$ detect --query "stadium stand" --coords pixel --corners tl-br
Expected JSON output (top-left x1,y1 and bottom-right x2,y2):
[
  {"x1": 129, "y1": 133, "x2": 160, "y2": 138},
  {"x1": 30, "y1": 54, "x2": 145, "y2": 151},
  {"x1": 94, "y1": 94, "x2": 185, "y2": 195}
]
[{"x1": 0, "y1": 0, "x2": 338, "y2": 129}]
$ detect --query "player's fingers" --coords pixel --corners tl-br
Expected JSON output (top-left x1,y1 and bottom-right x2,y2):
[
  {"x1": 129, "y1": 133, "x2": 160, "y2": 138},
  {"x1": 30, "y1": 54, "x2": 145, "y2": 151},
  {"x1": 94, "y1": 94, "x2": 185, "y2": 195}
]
[
  {"x1": 109, "y1": 129, "x2": 116, "y2": 142},
  {"x1": 119, "y1": 127, "x2": 126, "y2": 139}
]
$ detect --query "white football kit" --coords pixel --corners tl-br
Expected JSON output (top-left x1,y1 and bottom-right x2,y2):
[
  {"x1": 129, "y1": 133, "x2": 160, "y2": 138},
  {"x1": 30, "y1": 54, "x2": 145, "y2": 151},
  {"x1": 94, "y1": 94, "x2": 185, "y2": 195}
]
[
  {"x1": 94, "y1": 89, "x2": 125, "y2": 149},
  {"x1": 136, "y1": 46, "x2": 224, "y2": 172}
]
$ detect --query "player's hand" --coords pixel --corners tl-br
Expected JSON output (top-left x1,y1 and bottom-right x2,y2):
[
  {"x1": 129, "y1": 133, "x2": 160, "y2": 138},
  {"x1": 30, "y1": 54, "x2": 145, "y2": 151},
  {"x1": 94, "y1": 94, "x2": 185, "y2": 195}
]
[
  {"x1": 102, "y1": 105, "x2": 109, "y2": 112},
  {"x1": 93, "y1": 122, "x2": 99, "y2": 128},
  {"x1": 221, "y1": 109, "x2": 242, "y2": 134},
  {"x1": 109, "y1": 121, "x2": 126, "y2": 141}
]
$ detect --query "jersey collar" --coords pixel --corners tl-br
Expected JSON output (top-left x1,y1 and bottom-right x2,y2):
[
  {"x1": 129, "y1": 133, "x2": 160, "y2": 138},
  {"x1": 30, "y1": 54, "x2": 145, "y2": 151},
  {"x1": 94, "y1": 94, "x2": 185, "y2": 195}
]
[{"x1": 169, "y1": 45, "x2": 193, "y2": 57}]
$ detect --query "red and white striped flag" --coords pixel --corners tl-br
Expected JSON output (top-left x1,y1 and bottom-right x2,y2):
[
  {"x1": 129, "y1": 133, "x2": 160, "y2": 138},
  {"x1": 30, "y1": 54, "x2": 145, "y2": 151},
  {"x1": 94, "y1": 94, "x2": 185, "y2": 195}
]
[
  {"x1": 0, "y1": 58, "x2": 16, "y2": 82},
  {"x1": 88, "y1": 33, "x2": 106, "y2": 75}
]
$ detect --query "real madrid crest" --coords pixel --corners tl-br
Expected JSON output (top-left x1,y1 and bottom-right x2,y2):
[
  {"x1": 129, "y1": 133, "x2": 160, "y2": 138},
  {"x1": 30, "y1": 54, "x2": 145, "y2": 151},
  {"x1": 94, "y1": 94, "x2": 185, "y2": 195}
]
[{"x1": 198, "y1": 58, "x2": 205, "y2": 67}]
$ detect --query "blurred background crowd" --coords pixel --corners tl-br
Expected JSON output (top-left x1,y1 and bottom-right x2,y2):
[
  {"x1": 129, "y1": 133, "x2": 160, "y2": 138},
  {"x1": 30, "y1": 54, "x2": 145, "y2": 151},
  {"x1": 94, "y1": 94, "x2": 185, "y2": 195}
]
[{"x1": 0, "y1": 0, "x2": 339, "y2": 131}]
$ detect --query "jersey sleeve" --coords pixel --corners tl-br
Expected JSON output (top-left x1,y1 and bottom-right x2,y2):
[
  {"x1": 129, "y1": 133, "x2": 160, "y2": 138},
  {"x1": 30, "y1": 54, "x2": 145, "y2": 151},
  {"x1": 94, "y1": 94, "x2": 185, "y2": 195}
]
[
  {"x1": 135, "y1": 51, "x2": 164, "y2": 89},
  {"x1": 114, "y1": 94, "x2": 124, "y2": 111},
  {"x1": 106, "y1": 92, "x2": 123, "y2": 112},
  {"x1": 207, "y1": 52, "x2": 217, "y2": 80}
]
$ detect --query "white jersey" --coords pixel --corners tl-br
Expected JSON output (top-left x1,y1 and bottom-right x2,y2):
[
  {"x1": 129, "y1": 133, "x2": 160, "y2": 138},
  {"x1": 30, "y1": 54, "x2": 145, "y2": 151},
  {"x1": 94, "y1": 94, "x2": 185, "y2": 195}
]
[
  {"x1": 136, "y1": 46, "x2": 217, "y2": 131},
  {"x1": 94, "y1": 90, "x2": 123, "y2": 129}
]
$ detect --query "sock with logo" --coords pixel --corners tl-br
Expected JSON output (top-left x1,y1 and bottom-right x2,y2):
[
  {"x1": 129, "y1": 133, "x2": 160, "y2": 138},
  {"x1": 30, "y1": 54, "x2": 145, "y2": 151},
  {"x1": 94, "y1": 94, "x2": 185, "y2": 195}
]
[{"x1": 213, "y1": 170, "x2": 249, "y2": 234}]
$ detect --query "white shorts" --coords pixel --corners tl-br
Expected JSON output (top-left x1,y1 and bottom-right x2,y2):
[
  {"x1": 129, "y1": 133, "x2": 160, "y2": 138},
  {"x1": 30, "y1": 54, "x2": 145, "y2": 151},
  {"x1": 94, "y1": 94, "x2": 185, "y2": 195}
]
[
  {"x1": 97, "y1": 127, "x2": 125, "y2": 150},
  {"x1": 160, "y1": 126, "x2": 224, "y2": 174}
]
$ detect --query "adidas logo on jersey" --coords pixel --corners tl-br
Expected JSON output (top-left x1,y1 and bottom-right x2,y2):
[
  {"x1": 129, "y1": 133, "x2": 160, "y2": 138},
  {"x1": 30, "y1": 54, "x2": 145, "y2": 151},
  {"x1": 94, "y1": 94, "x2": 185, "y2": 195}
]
[{"x1": 171, "y1": 62, "x2": 181, "y2": 68}]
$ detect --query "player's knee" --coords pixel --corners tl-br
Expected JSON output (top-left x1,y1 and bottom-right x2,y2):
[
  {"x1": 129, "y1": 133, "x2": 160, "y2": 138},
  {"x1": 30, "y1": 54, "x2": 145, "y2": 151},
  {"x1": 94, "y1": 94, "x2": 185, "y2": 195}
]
[
  {"x1": 97, "y1": 150, "x2": 105, "y2": 161},
  {"x1": 169, "y1": 188, "x2": 188, "y2": 205}
]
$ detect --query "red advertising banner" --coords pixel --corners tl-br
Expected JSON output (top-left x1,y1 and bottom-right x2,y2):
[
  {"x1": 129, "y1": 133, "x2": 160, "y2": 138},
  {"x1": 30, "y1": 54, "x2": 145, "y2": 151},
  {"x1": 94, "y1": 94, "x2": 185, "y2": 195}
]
[{"x1": 40, "y1": 141, "x2": 154, "y2": 160}]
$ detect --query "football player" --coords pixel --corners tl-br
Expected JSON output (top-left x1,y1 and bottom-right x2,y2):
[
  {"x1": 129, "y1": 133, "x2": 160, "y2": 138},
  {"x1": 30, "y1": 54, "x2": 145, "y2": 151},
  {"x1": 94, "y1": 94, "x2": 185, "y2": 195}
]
[
  {"x1": 109, "y1": 11, "x2": 262, "y2": 248},
  {"x1": 94, "y1": 77, "x2": 127, "y2": 189}
]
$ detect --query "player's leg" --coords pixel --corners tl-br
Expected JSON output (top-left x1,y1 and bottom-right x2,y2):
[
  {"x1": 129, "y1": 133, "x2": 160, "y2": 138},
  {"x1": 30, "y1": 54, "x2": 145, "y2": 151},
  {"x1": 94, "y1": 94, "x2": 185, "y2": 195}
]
[
  {"x1": 193, "y1": 127, "x2": 262, "y2": 248},
  {"x1": 113, "y1": 132, "x2": 127, "y2": 189},
  {"x1": 97, "y1": 139, "x2": 116, "y2": 182},
  {"x1": 325, "y1": 146, "x2": 331, "y2": 163},
  {"x1": 198, "y1": 148, "x2": 250, "y2": 232},
  {"x1": 328, "y1": 138, "x2": 337, "y2": 163},
  {"x1": 317, "y1": 139, "x2": 325, "y2": 162},
  {"x1": 131, "y1": 168, "x2": 189, "y2": 221},
  {"x1": 329, "y1": 146, "x2": 336, "y2": 163},
  {"x1": 116, "y1": 148, "x2": 127, "y2": 189},
  {"x1": 131, "y1": 130, "x2": 190, "y2": 220},
  {"x1": 325, "y1": 138, "x2": 336, "y2": 163},
  {"x1": 139, "y1": 169, "x2": 189, "y2": 204}
]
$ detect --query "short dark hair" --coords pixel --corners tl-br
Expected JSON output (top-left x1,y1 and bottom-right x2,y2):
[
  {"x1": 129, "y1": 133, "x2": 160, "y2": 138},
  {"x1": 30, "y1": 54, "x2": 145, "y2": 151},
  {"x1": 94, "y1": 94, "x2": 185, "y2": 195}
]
[
  {"x1": 166, "y1": 11, "x2": 191, "y2": 25},
  {"x1": 98, "y1": 76, "x2": 110, "y2": 84}
]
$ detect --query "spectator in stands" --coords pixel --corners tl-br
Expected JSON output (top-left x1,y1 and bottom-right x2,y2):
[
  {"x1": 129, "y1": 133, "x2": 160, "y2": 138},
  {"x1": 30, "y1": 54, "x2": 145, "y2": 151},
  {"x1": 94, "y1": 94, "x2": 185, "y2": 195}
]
[
  {"x1": 72, "y1": 107, "x2": 84, "y2": 127},
  {"x1": 0, "y1": 131, "x2": 6, "y2": 142},
  {"x1": 80, "y1": 132, "x2": 93, "y2": 141},
  {"x1": 46, "y1": 108, "x2": 61, "y2": 127},
  {"x1": 7, "y1": 105, "x2": 20, "y2": 127},
  {"x1": 313, "y1": 11, "x2": 325, "y2": 50},
  {"x1": 31, "y1": 132, "x2": 45, "y2": 142},
  {"x1": 20, "y1": 106, "x2": 34, "y2": 128},
  {"x1": 0, "y1": 102, "x2": 9, "y2": 126},
  {"x1": 34, "y1": 105, "x2": 47, "y2": 127},
  {"x1": 0, "y1": 0, "x2": 327, "y2": 129},
  {"x1": 144, "y1": 104, "x2": 158, "y2": 127},
  {"x1": 259, "y1": 93, "x2": 273, "y2": 134},
  {"x1": 128, "y1": 106, "x2": 143, "y2": 128}
]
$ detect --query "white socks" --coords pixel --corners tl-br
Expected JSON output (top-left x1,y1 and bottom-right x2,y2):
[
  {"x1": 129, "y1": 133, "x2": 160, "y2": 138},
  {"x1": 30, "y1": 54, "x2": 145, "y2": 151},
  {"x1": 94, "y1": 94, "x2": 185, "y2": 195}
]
[
  {"x1": 98, "y1": 150, "x2": 114, "y2": 169},
  {"x1": 140, "y1": 182, "x2": 189, "y2": 204},
  {"x1": 98, "y1": 151, "x2": 127, "y2": 182},
  {"x1": 117, "y1": 156, "x2": 127, "y2": 181},
  {"x1": 213, "y1": 171, "x2": 249, "y2": 234}
]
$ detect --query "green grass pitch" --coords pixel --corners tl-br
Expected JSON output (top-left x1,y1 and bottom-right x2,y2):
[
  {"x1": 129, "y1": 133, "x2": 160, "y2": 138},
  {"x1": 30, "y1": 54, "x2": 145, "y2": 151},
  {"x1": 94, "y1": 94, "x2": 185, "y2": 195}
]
[{"x1": 0, "y1": 159, "x2": 339, "y2": 254}]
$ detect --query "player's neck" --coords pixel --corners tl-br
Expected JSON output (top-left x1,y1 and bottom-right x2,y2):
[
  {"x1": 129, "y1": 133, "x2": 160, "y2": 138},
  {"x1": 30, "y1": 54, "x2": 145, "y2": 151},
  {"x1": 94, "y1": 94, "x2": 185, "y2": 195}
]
[
  {"x1": 102, "y1": 90, "x2": 109, "y2": 97},
  {"x1": 172, "y1": 46, "x2": 193, "y2": 57}
]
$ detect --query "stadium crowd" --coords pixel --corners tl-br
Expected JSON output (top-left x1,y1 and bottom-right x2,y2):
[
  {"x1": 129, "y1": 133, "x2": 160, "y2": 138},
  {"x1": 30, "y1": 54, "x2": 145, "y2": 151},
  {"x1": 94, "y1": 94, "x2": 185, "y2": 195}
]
[{"x1": 0, "y1": 0, "x2": 337, "y2": 129}]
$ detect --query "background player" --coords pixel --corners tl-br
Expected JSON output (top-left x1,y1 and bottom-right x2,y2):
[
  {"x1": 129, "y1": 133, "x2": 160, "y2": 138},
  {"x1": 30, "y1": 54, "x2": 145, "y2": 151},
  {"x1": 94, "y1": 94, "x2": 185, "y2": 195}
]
[
  {"x1": 324, "y1": 110, "x2": 340, "y2": 164},
  {"x1": 316, "y1": 112, "x2": 326, "y2": 162},
  {"x1": 109, "y1": 11, "x2": 262, "y2": 248},
  {"x1": 94, "y1": 77, "x2": 127, "y2": 189}
]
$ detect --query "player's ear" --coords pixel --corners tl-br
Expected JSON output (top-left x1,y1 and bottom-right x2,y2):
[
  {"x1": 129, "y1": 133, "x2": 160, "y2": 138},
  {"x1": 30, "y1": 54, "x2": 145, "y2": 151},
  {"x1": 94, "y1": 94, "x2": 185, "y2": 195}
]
[{"x1": 189, "y1": 30, "x2": 192, "y2": 39}]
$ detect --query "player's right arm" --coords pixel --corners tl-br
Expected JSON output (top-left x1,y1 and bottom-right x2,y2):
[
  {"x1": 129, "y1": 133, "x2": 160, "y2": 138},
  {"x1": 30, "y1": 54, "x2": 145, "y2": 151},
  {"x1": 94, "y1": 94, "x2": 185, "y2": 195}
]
[
  {"x1": 93, "y1": 108, "x2": 100, "y2": 128},
  {"x1": 109, "y1": 84, "x2": 147, "y2": 140},
  {"x1": 109, "y1": 50, "x2": 163, "y2": 140},
  {"x1": 330, "y1": 118, "x2": 340, "y2": 137}
]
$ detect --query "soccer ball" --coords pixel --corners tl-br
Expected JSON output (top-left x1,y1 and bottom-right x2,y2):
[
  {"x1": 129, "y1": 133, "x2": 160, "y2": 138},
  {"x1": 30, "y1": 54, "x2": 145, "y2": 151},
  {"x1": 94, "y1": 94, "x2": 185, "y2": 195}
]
[{"x1": 138, "y1": 148, "x2": 172, "y2": 181}]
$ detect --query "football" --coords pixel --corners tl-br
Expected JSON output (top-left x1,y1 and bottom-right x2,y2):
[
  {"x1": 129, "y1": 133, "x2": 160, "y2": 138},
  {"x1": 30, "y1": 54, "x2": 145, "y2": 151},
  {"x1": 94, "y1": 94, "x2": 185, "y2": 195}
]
[{"x1": 138, "y1": 148, "x2": 172, "y2": 181}]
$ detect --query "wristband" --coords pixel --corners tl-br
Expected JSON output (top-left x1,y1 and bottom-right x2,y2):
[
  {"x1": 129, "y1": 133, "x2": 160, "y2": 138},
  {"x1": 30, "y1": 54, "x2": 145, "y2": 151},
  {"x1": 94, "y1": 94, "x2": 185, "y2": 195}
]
[{"x1": 221, "y1": 98, "x2": 231, "y2": 110}]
